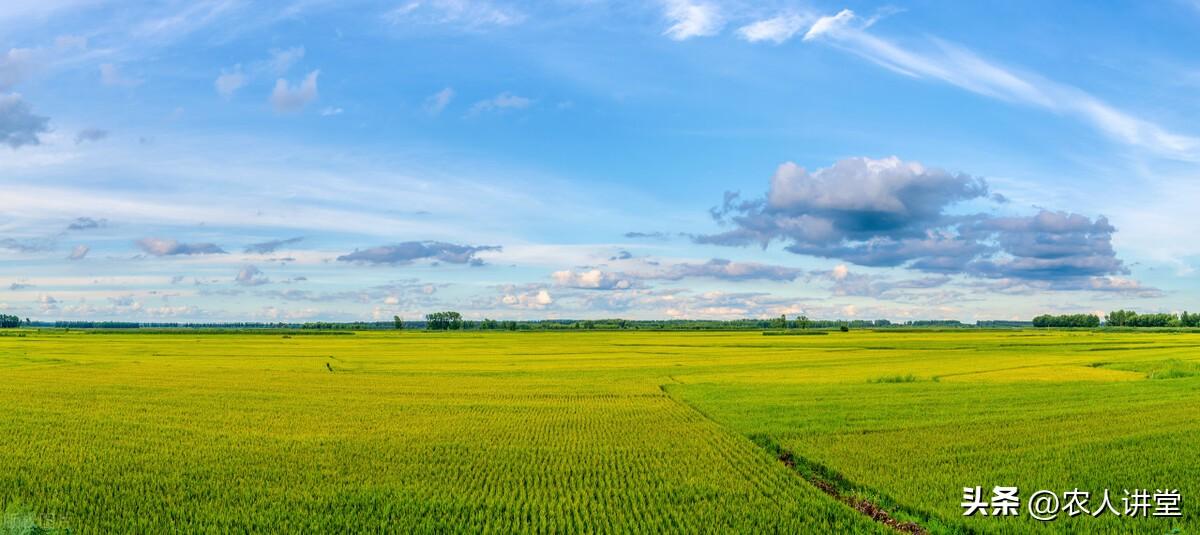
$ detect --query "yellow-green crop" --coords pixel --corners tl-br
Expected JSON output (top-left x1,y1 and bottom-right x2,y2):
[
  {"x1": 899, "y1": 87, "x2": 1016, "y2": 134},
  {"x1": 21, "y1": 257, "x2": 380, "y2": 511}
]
[{"x1": 0, "y1": 329, "x2": 1196, "y2": 533}]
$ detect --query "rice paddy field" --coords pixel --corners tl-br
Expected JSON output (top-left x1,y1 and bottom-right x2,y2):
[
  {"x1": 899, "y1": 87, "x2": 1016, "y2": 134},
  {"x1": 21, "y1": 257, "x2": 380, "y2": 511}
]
[{"x1": 0, "y1": 329, "x2": 1196, "y2": 533}]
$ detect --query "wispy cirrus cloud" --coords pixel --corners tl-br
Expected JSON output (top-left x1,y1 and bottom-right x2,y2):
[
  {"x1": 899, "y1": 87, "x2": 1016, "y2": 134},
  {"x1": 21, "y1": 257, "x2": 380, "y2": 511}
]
[
  {"x1": 384, "y1": 0, "x2": 524, "y2": 31},
  {"x1": 0, "y1": 237, "x2": 54, "y2": 253},
  {"x1": 469, "y1": 92, "x2": 532, "y2": 115},
  {"x1": 244, "y1": 237, "x2": 303, "y2": 254},
  {"x1": 791, "y1": 9, "x2": 1200, "y2": 160},
  {"x1": 736, "y1": 13, "x2": 812, "y2": 44},
  {"x1": 424, "y1": 87, "x2": 455, "y2": 116},
  {"x1": 661, "y1": 0, "x2": 723, "y2": 41}
]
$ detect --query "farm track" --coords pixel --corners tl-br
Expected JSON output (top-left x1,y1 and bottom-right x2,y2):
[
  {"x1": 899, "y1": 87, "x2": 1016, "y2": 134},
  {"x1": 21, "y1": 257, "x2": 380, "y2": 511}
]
[{"x1": 658, "y1": 380, "x2": 938, "y2": 534}]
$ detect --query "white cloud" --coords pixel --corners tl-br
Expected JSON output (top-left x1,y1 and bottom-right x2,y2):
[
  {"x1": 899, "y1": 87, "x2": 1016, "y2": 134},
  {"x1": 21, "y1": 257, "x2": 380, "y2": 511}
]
[
  {"x1": 661, "y1": 0, "x2": 723, "y2": 41},
  {"x1": 469, "y1": 91, "x2": 531, "y2": 114},
  {"x1": 737, "y1": 13, "x2": 812, "y2": 44},
  {"x1": 553, "y1": 269, "x2": 633, "y2": 290},
  {"x1": 67, "y1": 245, "x2": 90, "y2": 260},
  {"x1": 424, "y1": 87, "x2": 455, "y2": 115},
  {"x1": 320, "y1": 106, "x2": 343, "y2": 116},
  {"x1": 803, "y1": 9, "x2": 854, "y2": 42},
  {"x1": 134, "y1": 0, "x2": 242, "y2": 42},
  {"x1": 99, "y1": 63, "x2": 142, "y2": 87},
  {"x1": 270, "y1": 70, "x2": 319, "y2": 112},
  {"x1": 801, "y1": 9, "x2": 1200, "y2": 160},
  {"x1": 385, "y1": 0, "x2": 524, "y2": 30},
  {"x1": 215, "y1": 66, "x2": 246, "y2": 98},
  {"x1": 500, "y1": 285, "x2": 554, "y2": 309},
  {"x1": 267, "y1": 46, "x2": 305, "y2": 75}
]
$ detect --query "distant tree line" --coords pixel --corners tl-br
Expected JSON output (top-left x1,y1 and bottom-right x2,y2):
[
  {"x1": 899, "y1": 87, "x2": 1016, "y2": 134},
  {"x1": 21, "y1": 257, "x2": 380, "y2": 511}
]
[
  {"x1": 12, "y1": 314, "x2": 1072, "y2": 332},
  {"x1": 1105, "y1": 310, "x2": 1200, "y2": 328},
  {"x1": 1030, "y1": 311, "x2": 1200, "y2": 328},
  {"x1": 975, "y1": 320, "x2": 1034, "y2": 328},
  {"x1": 0, "y1": 314, "x2": 23, "y2": 328},
  {"x1": 1032, "y1": 314, "x2": 1101, "y2": 328},
  {"x1": 301, "y1": 321, "x2": 394, "y2": 330}
]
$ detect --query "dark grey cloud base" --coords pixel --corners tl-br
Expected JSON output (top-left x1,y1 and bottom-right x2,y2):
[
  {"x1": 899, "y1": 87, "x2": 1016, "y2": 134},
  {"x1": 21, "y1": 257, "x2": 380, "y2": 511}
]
[{"x1": 697, "y1": 156, "x2": 1128, "y2": 287}]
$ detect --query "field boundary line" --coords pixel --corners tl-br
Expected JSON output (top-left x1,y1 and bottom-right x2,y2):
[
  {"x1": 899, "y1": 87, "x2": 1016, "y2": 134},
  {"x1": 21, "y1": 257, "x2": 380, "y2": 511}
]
[{"x1": 658, "y1": 381, "x2": 976, "y2": 535}]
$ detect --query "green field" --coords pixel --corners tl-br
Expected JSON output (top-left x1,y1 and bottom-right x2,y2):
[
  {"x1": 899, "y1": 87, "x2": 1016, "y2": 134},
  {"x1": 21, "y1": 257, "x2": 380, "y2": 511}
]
[{"x1": 0, "y1": 330, "x2": 1196, "y2": 533}]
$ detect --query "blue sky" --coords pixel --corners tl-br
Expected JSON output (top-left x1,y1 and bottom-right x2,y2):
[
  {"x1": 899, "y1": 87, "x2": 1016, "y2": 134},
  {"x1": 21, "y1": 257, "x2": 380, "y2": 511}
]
[{"x1": 2, "y1": 0, "x2": 1200, "y2": 322}]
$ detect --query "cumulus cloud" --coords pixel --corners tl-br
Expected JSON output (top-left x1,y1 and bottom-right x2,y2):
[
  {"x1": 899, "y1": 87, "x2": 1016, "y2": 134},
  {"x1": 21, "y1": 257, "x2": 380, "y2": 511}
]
[
  {"x1": 699, "y1": 156, "x2": 987, "y2": 253},
  {"x1": 498, "y1": 284, "x2": 554, "y2": 309},
  {"x1": 67, "y1": 244, "x2": 89, "y2": 260},
  {"x1": 553, "y1": 269, "x2": 635, "y2": 290},
  {"x1": 244, "y1": 236, "x2": 303, "y2": 254},
  {"x1": 469, "y1": 92, "x2": 532, "y2": 114},
  {"x1": 215, "y1": 66, "x2": 246, "y2": 98},
  {"x1": 0, "y1": 93, "x2": 50, "y2": 148},
  {"x1": 67, "y1": 217, "x2": 107, "y2": 231},
  {"x1": 662, "y1": 0, "x2": 723, "y2": 40},
  {"x1": 698, "y1": 156, "x2": 1130, "y2": 285},
  {"x1": 737, "y1": 13, "x2": 812, "y2": 44},
  {"x1": 337, "y1": 241, "x2": 500, "y2": 266},
  {"x1": 74, "y1": 128, "x2": 108, "y2": 144},
  {"x1": 38, "y1": 294, "x2": 58, "y2": 311},
  {"x1": 235, "y1": 265, "x2": 270, "y2": 286},
  {"x1": 963, "y1": 210, "x2": 1125, "y2": 280},
  {"x1": 424, "y1": 87, "x2": 455, "y2": 115},
  {"x1": 270, "y1": 70, "x2": 319, "y2": 112},
  {"x1": 137, "y1": 238, "x2": 227, "y2": 256}
]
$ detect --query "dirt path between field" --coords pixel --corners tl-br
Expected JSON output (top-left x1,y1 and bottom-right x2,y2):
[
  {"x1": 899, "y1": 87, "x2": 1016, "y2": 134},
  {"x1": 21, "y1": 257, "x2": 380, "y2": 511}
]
[
  {"x1": 772, "y1": 446, "x2": 928, "y2": 534},
  {"x1": 658, "y1": 380, "x2": 932, "y2": 535}
]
